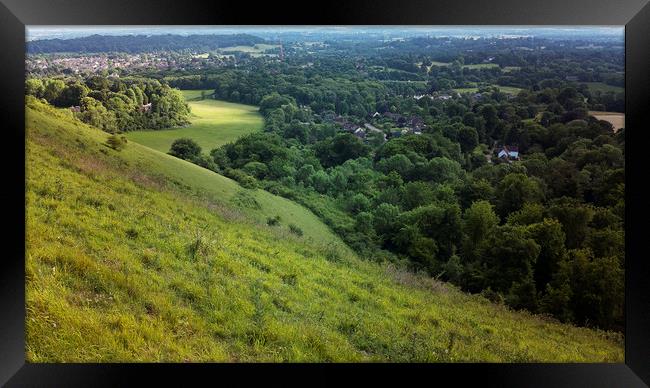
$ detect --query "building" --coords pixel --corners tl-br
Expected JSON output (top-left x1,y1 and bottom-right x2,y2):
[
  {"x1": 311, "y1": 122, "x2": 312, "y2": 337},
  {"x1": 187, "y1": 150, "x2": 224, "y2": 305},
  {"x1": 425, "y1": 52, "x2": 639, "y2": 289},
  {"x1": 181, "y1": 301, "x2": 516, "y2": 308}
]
[
  {"x1": 497, "y1": 145, "x2": 520, "y2": 160},
  {"x1": 139, "y1": 103, "x2": 153, "y2": 113}
]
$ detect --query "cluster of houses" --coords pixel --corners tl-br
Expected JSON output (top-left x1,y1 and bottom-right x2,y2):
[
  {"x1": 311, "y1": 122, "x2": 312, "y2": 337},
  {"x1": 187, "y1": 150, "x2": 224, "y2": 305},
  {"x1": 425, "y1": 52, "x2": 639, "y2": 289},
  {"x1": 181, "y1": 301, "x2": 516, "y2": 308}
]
[
  {"x1": 27, "y1": 52, "x2": 232, "y2": 76},
  {"x1": 333, "y1": 116, "x2": 386, "y2": 141},
  {"x1": 327, "y1": 111, "x2": 429, "y2": 142},
  {"x1": 413, "y1": 92, "x2": 455, "y2": 101}
]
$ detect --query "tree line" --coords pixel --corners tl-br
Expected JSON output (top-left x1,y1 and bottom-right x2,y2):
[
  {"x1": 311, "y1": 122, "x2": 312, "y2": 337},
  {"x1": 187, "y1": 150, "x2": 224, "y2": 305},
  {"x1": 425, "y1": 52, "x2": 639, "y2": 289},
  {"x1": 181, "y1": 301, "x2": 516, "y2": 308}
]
[{"x1": 26, "y1": 76, "x2": 190, "y2": 132}]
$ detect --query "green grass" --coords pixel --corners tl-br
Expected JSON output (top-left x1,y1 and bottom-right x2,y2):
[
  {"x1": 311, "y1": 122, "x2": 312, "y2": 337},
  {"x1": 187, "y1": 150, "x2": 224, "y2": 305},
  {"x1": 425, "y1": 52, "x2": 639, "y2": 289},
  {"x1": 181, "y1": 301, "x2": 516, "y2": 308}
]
[
  {"x1": 453, "y1": 85, "x2": 523, "y2": 95},
  {"x1": 26, "y1": 98, "x2": 624, "y2": 362},
  {"x1": 126, "y1": 90, "x2": 263, "y2": 154},
  {"x1": 427, "y1": 62, "x2": 500, "y2": 72},
  {"x1": 219, "y1": 44, "x2": 279, "y2": 53},
  {"x1": 583, "y1": 82, "x2": 624, "y2": 94},
  {"x1": 462, "y1": 63, "x2": 499, "y2": 70}
]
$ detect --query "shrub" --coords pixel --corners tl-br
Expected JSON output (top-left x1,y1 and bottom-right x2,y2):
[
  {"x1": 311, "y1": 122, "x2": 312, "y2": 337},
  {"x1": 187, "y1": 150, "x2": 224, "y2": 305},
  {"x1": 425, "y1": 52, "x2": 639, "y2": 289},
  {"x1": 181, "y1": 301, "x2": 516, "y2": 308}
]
[
  {"x1": 169, "y1": 138, "x2": 201, "y2": 160},
  {"x1": 266, "y1": 215, "x2": 281, "y2": 226},
  {"x1": 231, "y1": 190, "x2": 261, "y2": 210},
  {"x1": 106, "y1": 134, "x2": 127, "y2": 151},
  {"x1": 225, "y1": 168, "x2": 258, "y2": 189},
  {"x1": 288, "y1": 223, "x2": 303, "y2": 237}
]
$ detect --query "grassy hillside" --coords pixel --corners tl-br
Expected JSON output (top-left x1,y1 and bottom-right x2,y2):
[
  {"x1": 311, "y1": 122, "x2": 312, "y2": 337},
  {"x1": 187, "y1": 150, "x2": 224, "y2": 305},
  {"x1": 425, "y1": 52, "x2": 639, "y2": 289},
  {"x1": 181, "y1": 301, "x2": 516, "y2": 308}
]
[
  {"x1": 126, "y1": 90, "x2": 263, "y2": 154},
  {"x1": 26, "y1": 99, "x2": 624, "y2": 362}
]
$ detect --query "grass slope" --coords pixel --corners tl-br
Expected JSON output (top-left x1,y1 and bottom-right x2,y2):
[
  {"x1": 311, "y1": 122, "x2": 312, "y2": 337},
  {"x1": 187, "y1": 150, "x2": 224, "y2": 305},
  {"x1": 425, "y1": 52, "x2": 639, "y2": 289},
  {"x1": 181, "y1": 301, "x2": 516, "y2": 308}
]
[
  {"x1": 26, "y1": 99, "x2": 624, "y2": 362},
  {"x1": 126, "y1": 90, "x2": 263, "y2": 154}
]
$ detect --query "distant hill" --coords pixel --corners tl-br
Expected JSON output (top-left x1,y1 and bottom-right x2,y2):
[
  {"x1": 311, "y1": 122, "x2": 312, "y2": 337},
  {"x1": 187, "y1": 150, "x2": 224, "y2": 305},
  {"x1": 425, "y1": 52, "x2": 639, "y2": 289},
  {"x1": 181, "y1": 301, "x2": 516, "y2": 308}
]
[{"x1": 27, "y1": 34, "x2": 266, "y2": 54}]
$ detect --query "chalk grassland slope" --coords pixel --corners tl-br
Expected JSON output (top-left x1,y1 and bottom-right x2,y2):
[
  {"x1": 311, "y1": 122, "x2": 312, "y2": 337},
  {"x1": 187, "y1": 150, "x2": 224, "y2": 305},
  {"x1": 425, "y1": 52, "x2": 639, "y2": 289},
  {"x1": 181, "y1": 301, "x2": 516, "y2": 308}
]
[
  {"x1": 126, "y1": 90, "x2": 263, "y2": 154},
  {"x1": 26, "y1": 100, "x2": 624, "y2": 362}
]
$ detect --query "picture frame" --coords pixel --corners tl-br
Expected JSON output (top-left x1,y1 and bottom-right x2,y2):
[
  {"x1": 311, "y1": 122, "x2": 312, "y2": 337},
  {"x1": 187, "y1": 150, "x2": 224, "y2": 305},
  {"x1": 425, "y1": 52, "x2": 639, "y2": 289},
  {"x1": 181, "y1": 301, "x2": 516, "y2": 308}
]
[{"x1": 1, "y1": 0, "x2": 648, "y2": 385}]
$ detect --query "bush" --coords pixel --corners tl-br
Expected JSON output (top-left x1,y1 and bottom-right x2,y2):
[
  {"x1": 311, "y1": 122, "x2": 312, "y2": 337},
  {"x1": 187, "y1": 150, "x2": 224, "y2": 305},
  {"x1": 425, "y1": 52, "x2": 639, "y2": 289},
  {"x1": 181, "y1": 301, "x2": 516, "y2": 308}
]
[
  {"x1": 169, "y1": 138, "x2": 201, "y2": 160},
  {"x1": 288, "y1": 223, "x2": 303, "y2": 237},
  {"x1": 267, "y1": 215, "x2": 281, "y2": 226},
  {"x1": 225, "y1": 168, "x2": 258, "y2": 189},
  {"x1": 106, "y1": 134, "x2": 127, "y2": 151}
]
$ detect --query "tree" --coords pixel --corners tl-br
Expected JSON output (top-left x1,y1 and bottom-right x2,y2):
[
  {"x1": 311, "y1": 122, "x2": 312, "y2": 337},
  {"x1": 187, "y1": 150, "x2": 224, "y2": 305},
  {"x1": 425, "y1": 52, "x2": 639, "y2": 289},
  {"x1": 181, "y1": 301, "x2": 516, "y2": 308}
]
[
  {"x1": 169, "y1": 138, "x2": 202, "y2": 161},
  {"x1": 401, "y1": 181, "x2": 435, "y2": 210},
  {"x1": 42, "y1": 78, "x2": 66, "y2": 103},
  {"x1": 457, "y1": 126, "x2": 479, "y2": 153},
  {"x1": 496, "y1": 173, "x2": 544, "y2": 217},
  {"x1": 314, "y1": 133, "x2": 370, "y2": 168},
  {"x1": 478, "y1": 225, "x2": 541, "y2": 295},
  {"x1": 526, "y1": 219, "x2": 566, "y2": 291},
  {"x1": 78, "y1": 96, "x2": 117, "y2": 133},
  {"x1": 25, "y1": 78, "x2": 45, "y2": 98},
  {"x1": 461, "y1": 200, "x2": 499, "y2": 261},
  {"x1": 373, "y1": 203, "x2": 401, "y2": 243},
  {"x1": 547, "y1": 197, "x2": 594, "y2": 249},
  {"x1": 377, "y1": 154, "x2": 414, "y2": 177},
  {"x1": 56, "y1": 81, "x2": 90, "y2": 107},
  {"x1": 347, "y1": 193, "x2": 371, "y2": 214}
]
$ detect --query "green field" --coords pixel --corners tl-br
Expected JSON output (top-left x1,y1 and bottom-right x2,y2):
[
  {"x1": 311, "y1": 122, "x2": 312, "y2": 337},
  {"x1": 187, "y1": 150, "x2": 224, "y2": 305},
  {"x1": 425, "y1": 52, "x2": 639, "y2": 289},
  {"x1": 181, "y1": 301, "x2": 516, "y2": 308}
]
[
  {"x1": 126, "y1": 90, "x2": 263, "y2": 154},
  {"x1": 25, "y1": 97, "x2": 624, "y2": 362},
  {"x1": 583, "y1": 82, "x2": 624, "y2": 94},
  {"x1": 462, "y1": 63, "x2": 500, "y2": 70},
  {"x1": 453, "y1": 85, "x2": 523, "y2": 95},
  {"x1": 427, "y1": 62, "x2": 500, "y2": 72},
  {"x1": 219, "y1": 44, "x2": 279, "y2": 54}
]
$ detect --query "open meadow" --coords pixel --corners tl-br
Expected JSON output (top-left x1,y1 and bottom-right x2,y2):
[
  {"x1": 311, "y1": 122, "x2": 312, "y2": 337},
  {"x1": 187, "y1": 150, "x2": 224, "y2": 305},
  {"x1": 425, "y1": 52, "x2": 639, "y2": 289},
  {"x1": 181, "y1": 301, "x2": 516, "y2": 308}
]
[{"x1": 126, "y1": 90, "x2": 263, "y2": 154}]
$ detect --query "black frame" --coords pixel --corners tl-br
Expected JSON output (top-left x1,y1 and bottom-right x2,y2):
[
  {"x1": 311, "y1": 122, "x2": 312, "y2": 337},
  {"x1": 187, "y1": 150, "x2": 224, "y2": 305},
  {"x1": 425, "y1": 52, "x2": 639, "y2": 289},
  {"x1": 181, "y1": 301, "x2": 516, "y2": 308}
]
[{"x1": 1, "y1": 0, "x2": 649, "y2": 386}]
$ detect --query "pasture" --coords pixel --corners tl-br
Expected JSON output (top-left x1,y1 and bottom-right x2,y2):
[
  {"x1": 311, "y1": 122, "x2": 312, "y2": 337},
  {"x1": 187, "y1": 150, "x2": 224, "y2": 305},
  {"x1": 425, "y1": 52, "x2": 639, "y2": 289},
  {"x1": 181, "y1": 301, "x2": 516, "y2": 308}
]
[
  {"x1": 126, "y1": 90, "x2": 263, "y2": 154},
  {"x1": 584, "y1": 82, "x2": 624, "y2": 94},
  {"x1": 453, "y1": 85, "x2": 523, "y2": 95}
]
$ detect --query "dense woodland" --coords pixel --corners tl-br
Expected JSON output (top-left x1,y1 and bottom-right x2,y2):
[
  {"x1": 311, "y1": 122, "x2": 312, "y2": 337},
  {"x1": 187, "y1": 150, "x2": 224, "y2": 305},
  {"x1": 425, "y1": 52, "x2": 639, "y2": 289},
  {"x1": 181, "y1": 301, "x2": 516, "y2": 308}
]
[{"x1": 26, "y1": 34, "x2": 625, "y2": 331}]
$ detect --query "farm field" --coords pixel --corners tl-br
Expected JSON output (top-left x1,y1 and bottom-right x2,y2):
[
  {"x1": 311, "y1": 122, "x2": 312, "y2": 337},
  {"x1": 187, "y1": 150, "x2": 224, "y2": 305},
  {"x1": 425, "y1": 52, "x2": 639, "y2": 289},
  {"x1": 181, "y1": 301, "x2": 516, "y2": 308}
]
[
  {"x1": 219, "y1": 44, "x2": 279, "y2": 54},
  {"x1": 453, "y1": 85, "x2": 523, "y2": 95},
  {"x1": 583, "y1": 82, "x2": 624, "y2": 94},
  {"x1": 462, "y1": 63, "x2": 499, "y2": 70},
  {"x1": 25, "y1": 98, "x2": 624, "y2": 362},
  {"x1": 126, "y1": 90, "x2": 263, "y2": 154},
  {"x1": 590, "y1": 111, "x2": 625, "y2": 131},
  {"x1": 427, "y1": 61, "x2": 501, "y2": 72}
]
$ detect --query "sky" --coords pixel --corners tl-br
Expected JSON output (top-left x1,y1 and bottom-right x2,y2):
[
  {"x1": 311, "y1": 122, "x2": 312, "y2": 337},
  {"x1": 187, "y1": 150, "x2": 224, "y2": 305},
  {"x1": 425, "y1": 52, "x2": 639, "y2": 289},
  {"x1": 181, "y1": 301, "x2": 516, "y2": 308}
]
[{"x1": 26, "y1": 26, "x2": 624, "y2": 42}]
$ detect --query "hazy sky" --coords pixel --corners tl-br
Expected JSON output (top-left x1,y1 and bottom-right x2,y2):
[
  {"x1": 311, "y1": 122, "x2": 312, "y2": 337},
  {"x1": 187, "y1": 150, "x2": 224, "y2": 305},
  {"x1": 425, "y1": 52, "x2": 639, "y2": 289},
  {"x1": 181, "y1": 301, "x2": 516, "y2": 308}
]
[{"x1": 26, "y1": 26, "x2": 624, "y2": 41}]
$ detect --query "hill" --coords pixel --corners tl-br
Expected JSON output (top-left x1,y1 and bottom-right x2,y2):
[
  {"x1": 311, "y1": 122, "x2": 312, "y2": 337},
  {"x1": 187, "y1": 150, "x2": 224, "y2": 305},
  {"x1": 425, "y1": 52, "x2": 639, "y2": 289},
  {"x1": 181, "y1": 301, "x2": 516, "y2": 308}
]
[
  {"x1": 27, "y1": 34, "x2": 266, "y2": 54},
  {"x1": 126, "y1": 90, "x2": 263, "y2": 153},
  {"x1": 26, "y1": 98, "x2": 624, "y2": 362}
]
